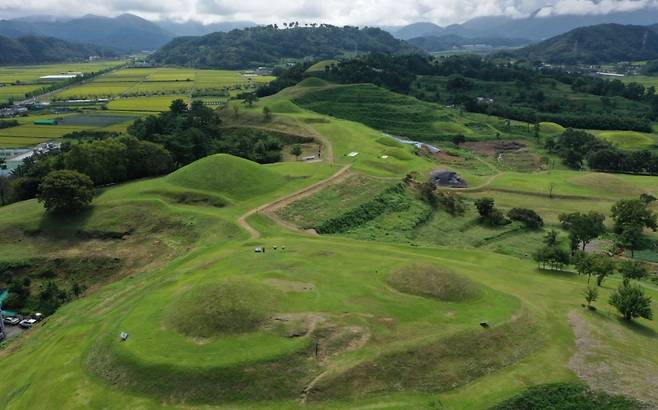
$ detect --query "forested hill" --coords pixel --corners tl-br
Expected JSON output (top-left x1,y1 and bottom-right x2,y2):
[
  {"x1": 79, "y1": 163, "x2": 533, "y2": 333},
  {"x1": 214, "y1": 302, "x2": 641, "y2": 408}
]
[
  {"x1": 514, "y1": 24, "x2": 658, "y2": 64},
  {"x1": 0, "y1": 36, "x2": 118, "y2": 65},
  {"x1": 150, "y1": 25, "x2": 420, "y2": 69}
]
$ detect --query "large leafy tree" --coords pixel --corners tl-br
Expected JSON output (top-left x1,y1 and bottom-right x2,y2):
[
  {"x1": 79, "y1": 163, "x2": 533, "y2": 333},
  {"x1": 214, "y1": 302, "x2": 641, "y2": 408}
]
[
  {"x1": 558, "y1": 211, "x2": 606, "y2": 252},
  {"x1": 609, "y1": 284, "x2": 653, "y2": 321},
  {"x1": 611, "y1": 198, "x2": 658, "y2": 257},
  {"x1": 37, "y1": 170, "x2": 94, "y2": 213}
]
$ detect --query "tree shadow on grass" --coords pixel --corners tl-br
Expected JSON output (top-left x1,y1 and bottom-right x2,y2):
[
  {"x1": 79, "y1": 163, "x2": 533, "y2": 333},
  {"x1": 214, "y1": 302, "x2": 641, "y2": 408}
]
[
  {"x1": 31, "y1": 206, "x2": 95, "y2": 239},
  {"x1": 617, "y1": 317, "x2": 658, "y2": 339}
]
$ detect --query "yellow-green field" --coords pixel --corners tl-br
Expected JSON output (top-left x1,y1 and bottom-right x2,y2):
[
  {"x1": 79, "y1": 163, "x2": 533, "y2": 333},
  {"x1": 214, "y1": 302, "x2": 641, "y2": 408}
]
[
  {"x1": 53, "y1": 67, "x2": 275, "y2": 99},
  {"x1": 595, "y1": 130, "x2": 658, "y2": 150}
]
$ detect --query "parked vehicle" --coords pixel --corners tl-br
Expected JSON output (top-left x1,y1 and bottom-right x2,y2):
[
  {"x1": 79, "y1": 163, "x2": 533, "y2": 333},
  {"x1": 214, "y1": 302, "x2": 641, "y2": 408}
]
[
  {"x1": 3, "y1": 316, "x2": 20, "y2": 326},
  {"x1": 19, "y1": 318, "x2": 37, "y2": 328}
]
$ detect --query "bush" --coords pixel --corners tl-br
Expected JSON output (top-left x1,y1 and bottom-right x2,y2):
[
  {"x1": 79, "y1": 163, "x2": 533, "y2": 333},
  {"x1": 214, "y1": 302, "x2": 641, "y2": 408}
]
[
  {"x1": 37, "y1": 170, "x2": 94, "y2": 213},
  {"x1": 508, "y1": 208, "x2": 544, "y2": 229},
  {"x1": 609, "y1": 283, "x2": 653, "y2": 321}
]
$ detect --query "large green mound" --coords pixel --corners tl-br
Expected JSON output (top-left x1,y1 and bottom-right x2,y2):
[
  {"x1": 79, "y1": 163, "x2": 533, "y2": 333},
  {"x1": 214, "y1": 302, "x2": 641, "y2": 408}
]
[
  {"x1": 388, "y1": 264, "x2": 482, "y2": 302},
  {"x1": 309, "y1": 314, "x2": 539, "y2": 400},
  {"x1": 293, "y1": 83, "x2": 446, "y2": 140},
  {"x1": 167, "y1": 154, "x2": 287, "y2": 200},
  {"x1": 166, "y1": 279, "x2": 279, "y2": 337}
]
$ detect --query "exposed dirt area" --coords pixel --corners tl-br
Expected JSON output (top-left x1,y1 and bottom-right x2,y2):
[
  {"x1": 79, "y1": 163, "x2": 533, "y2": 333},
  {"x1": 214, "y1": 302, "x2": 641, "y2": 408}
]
[
  {"x1": 567, "y1": 311, "x2": 658, "y2": 406},
  {"x1": 462, "y1": 140, "x2": 544, "y2": 172},
  {"x1": 462, "y1": 140, "x2": 527, "y2": 158}
]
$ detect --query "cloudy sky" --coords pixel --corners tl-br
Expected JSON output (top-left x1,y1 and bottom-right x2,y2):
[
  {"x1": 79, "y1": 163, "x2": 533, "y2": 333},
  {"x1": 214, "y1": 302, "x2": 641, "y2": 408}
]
[{"x1": 0, "y1": 0, "x2": 657, "y2": 26}]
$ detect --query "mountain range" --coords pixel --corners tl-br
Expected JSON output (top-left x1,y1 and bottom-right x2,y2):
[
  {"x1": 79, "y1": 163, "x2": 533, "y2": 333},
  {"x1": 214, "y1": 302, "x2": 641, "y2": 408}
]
[
  {"x1": 0, "y1": 14, "x2": 257, "y2": 52},
  {"x1": 512, "y1": 23, "x2": 658, "y2": 64},
  {"x1": 388, "y1": 8, "x2": 658, "y2": 40},
  {"x1": 0, "y1": 35, "x2": 118, "y2": 65}
]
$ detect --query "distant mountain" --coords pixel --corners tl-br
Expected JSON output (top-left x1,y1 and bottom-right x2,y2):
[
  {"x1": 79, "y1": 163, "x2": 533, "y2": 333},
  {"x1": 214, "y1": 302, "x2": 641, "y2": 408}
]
[
  {"x1": 156, "y1": 20, "x2": 257, "y2": 36},
  {"x1": 0, "y1": 35, "x2": 118, "y2": 65},
  {"x1": 394, "y1": 22, "x2": 445, "y2": 39},
  {"x1": 151, "y1": 25, "x2": 421, "y2": 69},
  {"x1": 389, "y1": 7, "x2": 658, "y2": 40},
  {"x1": 0, "y1": 14, "x2": 172, "y2": 51},
  {"x1": 514, "y1": 24, "x2": 658, "y2": 64},
  {"x1": 408, "y1": 34, "x2": 531, "y2": 52}
]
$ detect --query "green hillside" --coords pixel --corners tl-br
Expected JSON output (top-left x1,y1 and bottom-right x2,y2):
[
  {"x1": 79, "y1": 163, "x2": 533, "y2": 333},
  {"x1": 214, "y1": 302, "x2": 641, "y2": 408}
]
[
  {"x1": 515, "y1": 23, "x2": 658, "y2": 64},
  {"x1": 150, "y1": 25, "x2": 419, "y2": 69}
]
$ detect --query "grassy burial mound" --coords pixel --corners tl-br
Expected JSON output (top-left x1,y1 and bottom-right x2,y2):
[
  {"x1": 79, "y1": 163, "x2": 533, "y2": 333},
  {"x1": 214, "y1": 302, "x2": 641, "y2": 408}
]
[
  {"x1": 167, "y1": 154, "x2": 287, "y2": 200},
  {"x1": 165, "y1": 279, "x2": 280, "y2": 337},
  {"x1": 388, "y1": 264, "x2": 483, "y2": 302},
  {"x1": 293, "y1": 83, "x2": 448, "y2": 140},
  {"x1": 308, "y1": 313, "x2": 540, "y2": 401}
]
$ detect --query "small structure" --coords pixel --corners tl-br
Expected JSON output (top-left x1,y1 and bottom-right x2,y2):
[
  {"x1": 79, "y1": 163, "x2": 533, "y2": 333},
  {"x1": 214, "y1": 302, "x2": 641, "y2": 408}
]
[
  {"x1": 429, "y1": 169, "x2": 468, "y2": 188},
  {"x1": 33, "y1": 119, "x2": 58, "y2": 125},
  {"x1": 347, "y1": 152, "x2": 359, "y2": 157},
  {"x1": 254, "y1": 247, "x2": 265, "y2": 253},
  {"x1": 120, "y1": 332, "x2": 129, "y2": 341},
  {"x1": 480, "y1": 321, "x2": 489, "y2": 328}
]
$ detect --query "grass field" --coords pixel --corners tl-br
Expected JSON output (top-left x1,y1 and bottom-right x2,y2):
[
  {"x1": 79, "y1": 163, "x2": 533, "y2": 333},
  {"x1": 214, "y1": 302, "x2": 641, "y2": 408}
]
[
  {"x1": 595, "y1": 130, "x2": 658, "y2": 151},
  {"x1": 0, "y1": 75, "x2": 657, "y2": 410}
]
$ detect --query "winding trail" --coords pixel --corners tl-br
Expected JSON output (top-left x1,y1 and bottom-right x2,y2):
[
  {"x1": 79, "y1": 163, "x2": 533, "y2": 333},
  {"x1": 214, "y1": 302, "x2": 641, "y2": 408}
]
[{"x1": 237, "y1": 164, "x2": 351, "y2": 239}]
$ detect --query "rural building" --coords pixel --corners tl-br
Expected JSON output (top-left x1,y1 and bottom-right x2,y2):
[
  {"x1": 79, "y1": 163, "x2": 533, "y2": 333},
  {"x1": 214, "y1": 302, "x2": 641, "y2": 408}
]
[
  {"x1": 39, "y1": 72, "x2": 82, "y2": 81},
  {"x1": 1, "y1": 142, "x2": 60, "y2": 176},
  {"x1": 429, "y1": 169, "x2": 468, "y2": 188},
  {"x1": 33, "y1": 119, "x2": 58, "y2": 125}
]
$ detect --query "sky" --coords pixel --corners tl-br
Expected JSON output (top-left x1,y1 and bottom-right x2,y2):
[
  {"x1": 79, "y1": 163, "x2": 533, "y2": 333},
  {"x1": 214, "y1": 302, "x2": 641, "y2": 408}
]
[{"x1": 0, "y1": 0, "x2": 657, "y2": 26}]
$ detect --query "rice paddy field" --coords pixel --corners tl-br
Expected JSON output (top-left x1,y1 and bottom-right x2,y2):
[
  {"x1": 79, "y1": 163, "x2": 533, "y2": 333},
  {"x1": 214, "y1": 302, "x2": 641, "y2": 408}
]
[
  {"x1": 53, "y1": 67, "x2": 275, "y2": 99},
  {"x1": 0, "y1": 62, "x2": 124, "y2": 103}
]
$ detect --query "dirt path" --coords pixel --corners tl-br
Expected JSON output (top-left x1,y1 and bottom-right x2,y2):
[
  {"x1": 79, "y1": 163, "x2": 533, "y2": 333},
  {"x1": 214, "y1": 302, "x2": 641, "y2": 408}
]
[{"x1": 237, "y1": 165, "x2": 351, "y2": 239}]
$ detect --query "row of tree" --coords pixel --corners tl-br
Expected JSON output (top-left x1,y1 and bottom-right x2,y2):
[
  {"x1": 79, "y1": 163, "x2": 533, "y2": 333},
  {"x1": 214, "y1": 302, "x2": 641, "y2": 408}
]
[{"x1": 547, "y1": 128, "x2": 658, "y2": 175}]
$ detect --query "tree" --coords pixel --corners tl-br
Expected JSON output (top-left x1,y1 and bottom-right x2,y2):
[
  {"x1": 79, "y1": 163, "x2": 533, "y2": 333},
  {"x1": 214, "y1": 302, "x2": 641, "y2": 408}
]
[
  {"x1": 290, "y1": 144, "x2": 302, "y2": 160},
  {"x1": 543, "y1": 229, "x2": 559, "y2": 247},
  {"x1": 475, "y1": 198, "x2": 495, "y2": 218},
  {"x1": 508, "y1": 208, "x2": 543, "y2": 229},
  {"x1": 611, "y1": 198, "x2": 657, "y2": 257},
  {"x1": 584, "y1": 285, "x2": 598, "y2": 309},
  {"x1": 575, "y1": 253, "x2": 615, "y2": 286},
  {"x1": 262, "y1": 106, "x2": 272, "y2": 121},
  {"x1": 36, "y1": 170, "x2": 94, "y2": 213},
  {"x1": 451, "y1": 134, "x2": 466, "y2": 146},
  {"x1": 547, "y1": 182, "x2": 555, "y2": 199},
  {"x1": 559, "y1": 211, "x2": 606, "y2": 252},
  {"x1": 242, "y1": 92, "x2": 258, "y2": 107},
  {"x1": 609, "y1": 283, "x2": 653, "y2": 321},
  {"x1": 169, "y1": 99, "x2": 188, "y2": 115},
  {"x1": 532, "y1": 245, "x2": 570, "y2": 270},
  {"x1": 618, "y1": 260, "x2": 648, "y2": 285}
]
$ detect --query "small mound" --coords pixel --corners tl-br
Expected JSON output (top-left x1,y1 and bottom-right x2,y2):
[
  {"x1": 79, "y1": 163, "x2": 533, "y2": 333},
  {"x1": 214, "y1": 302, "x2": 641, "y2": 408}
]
[
  {"x1": 376, "y1": 136, "x2": 404, "y2": 147},
  {"x1": 165, "y1": 279, "x2": 280, "y2": 337},
  {"x1": 539, "y1": 122, "x2": 565, "y2": 134},
  {"x1": 167, "y1": 154, "x2": 287, "y2": 200},
  {"x1": 305, "y1": 60, "x2": 337, "y2": 73},
  {"x1": 383, "y1": 148, "x2": 414, "y2": 161},
  {"x1": 433, "y1": 120, "x2": 471, "y2": 135},
  {"x1": 298, "y1": 77, "x2": 329, "y2": 87},
  {"x1": 597, "y1": 131, "x2": 656, "y2": 151},
  {"x1": 568, "y1": 173, "x2": 644, "y2": 197},
  {"x1": 388, "y1": 264, "x2": 481, "y2": 302}
]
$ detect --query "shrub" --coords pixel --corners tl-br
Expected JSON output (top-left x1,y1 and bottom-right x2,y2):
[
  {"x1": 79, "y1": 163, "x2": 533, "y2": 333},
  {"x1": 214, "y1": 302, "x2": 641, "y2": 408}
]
[{"x1": 508, "y1": 208, "x2": 544, "y2": 229}]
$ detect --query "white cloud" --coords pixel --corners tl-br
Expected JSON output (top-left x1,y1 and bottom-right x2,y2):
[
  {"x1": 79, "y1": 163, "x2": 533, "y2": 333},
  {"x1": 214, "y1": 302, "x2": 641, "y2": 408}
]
[{"x1": 0, "y1": 0, "x2": 657, "y2": 26}]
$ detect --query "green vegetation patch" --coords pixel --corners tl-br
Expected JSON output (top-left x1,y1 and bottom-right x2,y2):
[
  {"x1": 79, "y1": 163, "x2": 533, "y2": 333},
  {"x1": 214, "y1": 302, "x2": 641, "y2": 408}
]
[
  {"x1": 167, "y1": 154, "x2": 287, "y2": 200},
  {"x1": 308, "y1": 313, "x2": 539, "y2": 400},
  {"x1": 276, "y1": 174, "x2": 396, "y2": 229},
  {"x1": 597, "y1": 131, "x2": 658, "y2": 151},
  {"x1": 388, "y1": 264, "x2": 482, "y2": 302},
  {"x1": 297, "y1": 77, "x2": 330, "y2": 87},
  {"x1": 165, "y1": 279, "x2": 280, "y2": 337},
  {"x1": 489, "y1": 383, "x2": 648, "y2": 410},
  {"x1": 293, "y1": 84, "x2": 446, "y2": 140}
]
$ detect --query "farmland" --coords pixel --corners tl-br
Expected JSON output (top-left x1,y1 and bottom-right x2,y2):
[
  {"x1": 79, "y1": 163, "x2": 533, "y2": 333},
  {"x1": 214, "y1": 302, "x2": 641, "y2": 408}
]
[
  {"x1": 0, "y1": 64, "x2": 657, "y2": 410},
  {"x1": 0, "y1": 64, "x2": 275, "y2": 147}
]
